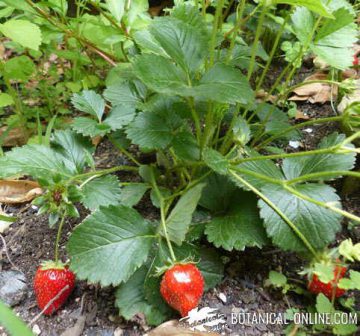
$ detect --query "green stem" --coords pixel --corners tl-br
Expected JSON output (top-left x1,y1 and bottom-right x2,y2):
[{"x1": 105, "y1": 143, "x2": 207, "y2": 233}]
[
  {"x1": 286, "y1": 171, "x2": 360, "y2": 185},
  {"x1": 247, "y1": 4, "x2": 267, "y2": 80},
  {"x1": 208, "y1": 0, "x2": 224, "y2": 68},
  {"x1": 256, "y1": 116, "x2": 344, "y2": 149},
  {"x1": 284, "y1": 185, "x2": 360, "y2": 224},
  {"x1": 187, "y1": 97, "x2": 202, "y2": 144},
  {"x1": 54, "y1": 213, "x2": 66, "y2": 263},
  {"x1": 150, "y1": 168, "x2": 176, "y2": 262},
  {"x1": 229, "y1": 170, "x2": 319, "y2": 258}
]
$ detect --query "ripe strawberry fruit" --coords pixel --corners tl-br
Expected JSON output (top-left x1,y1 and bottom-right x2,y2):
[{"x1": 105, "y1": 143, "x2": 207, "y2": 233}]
[
  {"x1": 308, "y1": 265, "x2": 347, "y2": 299},
  {"x1": 160, "y1": 263, "x2": 204, "y2": 317},
  {"x1": 34, "y1": 261, "x2": 75, "y2": 315}
]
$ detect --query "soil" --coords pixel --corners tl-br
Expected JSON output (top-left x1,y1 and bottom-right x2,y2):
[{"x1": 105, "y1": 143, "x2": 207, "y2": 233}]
[{"x1": 0, "y1": 74, "x2": 359, "y2": 336}]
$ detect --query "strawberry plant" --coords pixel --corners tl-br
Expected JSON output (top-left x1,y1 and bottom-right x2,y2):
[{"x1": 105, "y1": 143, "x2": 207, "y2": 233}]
[{"x1": 0, "y1": 0, "x2": 359, "y2": 328}]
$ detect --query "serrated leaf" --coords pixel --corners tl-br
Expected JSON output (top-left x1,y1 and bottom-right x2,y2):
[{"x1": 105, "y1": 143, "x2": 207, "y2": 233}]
[
  {"x1": 313, "y1": 263, "x2": 335, "y2": 283},
  {"x1": 71, "y1": 90, "x2": 105, "y2": 121},
  {"x1": 197, "y1": 248, "x2": 224, "y2": 290},
  {"x1": 115, "y1": 266, "x2": 166, "y2": 326},
  {"x1": 82, "y1": 175, "x2": 122, "y2": 210},
  {"x1": 205, "y1": 191, "x2": 268, "y2": 251},
  {"x1": 203, "y1": 148, "x2": 229, "y2": 175},
  {"x1": 171, "y1": 131, "x2": 200, "y2": 161},
  {"x1": 268, "y1": 271, "x2": 287, "y2": 287},
  {"x1": 103, "y1": 81, "x2": 140, "y2": 108},
  {"x1": 0, "y1": 145, "x2": 74, "y2": 179},
  {"x1": 234, "y1": 149, "x2": 285, "y2": 189},
  {"x1": 3, "y1": 55, "x2": 35, "y2": 81},
  {"x1": 52, "y1": 130, "x2": 93, "y2": 174},
  {"x1": 104, "y1": 105, "x2": 136, "y2": 131},
  {"x1": 0, "y1": 93, "x2": 14, "y2": 107},
  {"x1": 150, "y1": 16, "x2": 208, "y2": 72},
  {"x1": 338, "y1": 239, "x2": 360, "y2": 262},
  {"x1": 316, "y1": 293, "x2": 333, "y2": 314},
  {"x1": 119, "y1": 184, "x2": 149, "y2": 207},
  {"x1": 72, "y1": 117, "x2": 111, "y2": 137},
  {"x1": 312, "y1": 8, "x2": 357, "y2": 70},
  {"x1": 105, "y1": 0, "x2": 125, "y2": 22},
  {"x1": 292, "y1": 7, "x2": 314, "y2": 45},
  {"x1": 259, "y1": 184, "x2": 342, "y2": 252},
  {"x1": 133, "y1": 54, "x2": 188, "y2": 94},
  {"x1": 233, "y1": 116, "x2": 251, "y2": 145},
  {"x1": 199, "y1": 174, "x2": 237, "y2": 213},
  {"x1": 67, "y1": 205, "x2": 154, "y2": 286},
  {"x1": 165, "y1": 183, "x2": 205, "y2": 245},
  {"x1": 192, "y1": 63, "x2": 254, "y2": 105},
  {"x1": 338, "y1": 271, "x2": 360, "y2": 290},
  {"x1": 0, "y1": 19, "x2": 42, "y2": 50},
  {"x1": 126, "y1": 107, "x2": 183, "y2": 150},
  {"x1": 282, "y1": 133, "x2": 355, "y2": 180},
  {"x1": 274, "y1": 0, "x2": 333, "y2": 17}
]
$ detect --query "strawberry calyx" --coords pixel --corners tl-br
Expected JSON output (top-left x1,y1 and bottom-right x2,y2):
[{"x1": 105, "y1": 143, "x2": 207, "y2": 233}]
[
  {"x1": 155, "y1": 257, "x2": 199, "y2": 277},
  {"x1": 39, "y1": 260, "x2": 69, "y2": 271}
]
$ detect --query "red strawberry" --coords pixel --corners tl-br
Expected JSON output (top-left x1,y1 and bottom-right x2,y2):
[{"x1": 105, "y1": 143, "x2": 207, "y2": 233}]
[
  {"x1": 353, "y1": 54, "x2": 359, "y2": 66},
  {"x1": 34, "y1": 261, "x2": 75, "y2": 315},
  {"x1": 308, "y1": 265, "x2": 347, "y2": 299},
  {"x1": 160, "y1": 263, "x2": 204, "y2": 317}
]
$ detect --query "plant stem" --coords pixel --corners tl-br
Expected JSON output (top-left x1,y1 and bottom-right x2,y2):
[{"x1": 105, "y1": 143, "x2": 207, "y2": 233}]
[
  {"x1": 150, "y1": 168, "x2": 176, "y2": 262},
  {"x1": 187, "y1": 97, "x2": 202, "y2": 144},
  {"x1": 54, "y1": 213, "x2": 66, "y2": 263},
  {"x1": 247, "y1": 4, "x2": 267, "y2": 80},
  {"x1": 208, "y1": 0, "x2": 224, "y2": 68},
  {"x1": 256, "y1": 116, "x2": 344, "y2": 149},
  {"x1": 286, "y1": 171, "x2": 360, "y2": 185},
  {"x1": 229, "y1": 170, "x2": 319, "y2": 258},
  {"x1": 284, "y1": 185, "x2": 360, "y2": 224}
]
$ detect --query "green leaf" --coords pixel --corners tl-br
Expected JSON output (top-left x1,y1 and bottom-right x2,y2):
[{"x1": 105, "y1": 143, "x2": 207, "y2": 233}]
[
  {"x1": 316, "y1": 293, "x2": 333, "y2": 314},
  {"x1": 165, "y1": 183, "x2": 205, "y2": 245},
  {"x1": 133, "y1": 54, "x2": 188, "y2": 94},
  {"x1": 233, "y1": 116, "x2": 251, "y2": 145},
  {"x1": 338, "y1": 239, "x2": 360, "y2": 262},
  {"x1": 268, "y1": 271, "x2": 287, "y2": 287},
  {"x1": 126, "y1": 107, "x2": 183, "y2": 150},
  {"x1": 104, "y1": 105, "x2": 136, "y2": 130},
  {"x1": 52, "y1": 130, "x2": 93, "y2": 174},
  {"x1": 105, "y1": 0, "x2": 125, "y2": 22},
  {"x1": 291, "y1": 7, "x2": 314, "y2": 45},
  {"x1": 205, "y1": 191, "x2": 268, "y2": 251},
  {"x1": 274, "y1": 0, "x2": 333, "y2": 17},
  {"x1": 0, "y1": 93, "x2": 14, "y2": 107},
  {"x1": 0, "y1": 301, "x2": 33, "y2": 336},
  {"x1": 312, "y1": 8, "x2": 357, "y2": 70},
  {"x1": 192, "y1": 63, "x2": 254, "y2": 105},
  {"x1": 282, "y1": 133, "x2": 356, "y2": 180},
  {"x1": 338, "y1": 271, "x2": 360, "y2": 290},
  {"x1": 104, "y1": 82, "x2": 140, "y2": 108},
  {"x1": 171, "y1": 131, "x2": 200, "y2": 161},
  {"x1": 82, "y1": 175, "x2": 122, "y2": 210},
  {"x1": 3, "y1": 55, "x2": 35, "y2": 81},
  {"x1": 0, "y1": 19, "x2": 42, "y2": 50},
  {"x1": 119, "y1": 184, "x2": 149, "y2": 207},
  {"x1": 150, "y1": 16, "x2": 208, "y2": 72},
  {"x1": 313, "y1": 263, "x2": 335, "y2": 283},
  {"x1": 0, "y1": 145, "x2": 74, "y2": 179},
  {"x1": 72, "y1": 90, "x2": 105, "y2": 121},
  {"x1": 133, "y1": 30, "x2": 168, "y2": 57},
  {"x1": 234, "y1": 149, "x2": 285, "y2": 189},
  {"x1": 115, "y1": 267, "x2": 166, "y2": 326},
  {"x1": 197, "y1": 248, "x2": 224, "y2": 290},
  {"x1": 72, "y1": 117, "x2": 111, "y2": 137},
  {"x1": 203, "y1": 148, "x2": 229, "y2": 175},
  {"x1": 67, "y1": 205, "x2": 155, "y2": 286},
  {"x1": 259, "y1": 184, "x2": 342, "y2": 252},
  {"x1": 199, "y1": 174, "x2": 237, "y2": 213}
]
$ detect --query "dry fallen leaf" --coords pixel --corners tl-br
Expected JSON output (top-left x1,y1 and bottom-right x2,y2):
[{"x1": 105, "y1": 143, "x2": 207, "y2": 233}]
[
  {"x1": 146, "y1": 320, "x2": 219, "y2": 336},
  {"x1": 0, "y1": 126, "x2": 28, "y2": 147},
  {"x1": 289, "y1": 72, "x2": 338, "y2": 104},
  {"x1": 295, "y1": 110, "x2": 310, "y2": 120},
  {"x1": 0, "y1": 180, "x2": 42, "y2": 204},
  {"x1": 60, "y1": 315, "x2": 86, "y2": 336},
  {"x1": 256, "y1": 89, "x2": 277, "y2": 104}
]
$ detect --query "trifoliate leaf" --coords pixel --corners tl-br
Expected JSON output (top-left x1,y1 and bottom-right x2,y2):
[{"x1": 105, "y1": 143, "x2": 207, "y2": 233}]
[
  {"x1": 72, "y1": 117, "x2": 111, "y2": 137},
  {"x1": 119, "y1": 184, "x2": 149, "y2": 207},
  {"x1": 104, "y1": 105, "x2": 136, "y2": 130},
  {"x1": 67, "y1": 205, "x2": 155, "y2": 286},
  {"x1": 104, "y1": 81, "x2": 140, "y2": 108}
]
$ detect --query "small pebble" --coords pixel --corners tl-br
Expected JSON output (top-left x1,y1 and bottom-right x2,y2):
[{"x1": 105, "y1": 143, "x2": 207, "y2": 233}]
[
  {"x1": 32, "y1": 324, "x2": 41, "y2": 335},
  {"x1": 303, "y1": 128, "x2": 313, "y2": 133},
  {"x1": 289, "y1": 140, "x2": 300, "y2": 149},
  {"x1": 218, "y1": 292, "x2": 227, "y2": 303}
]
